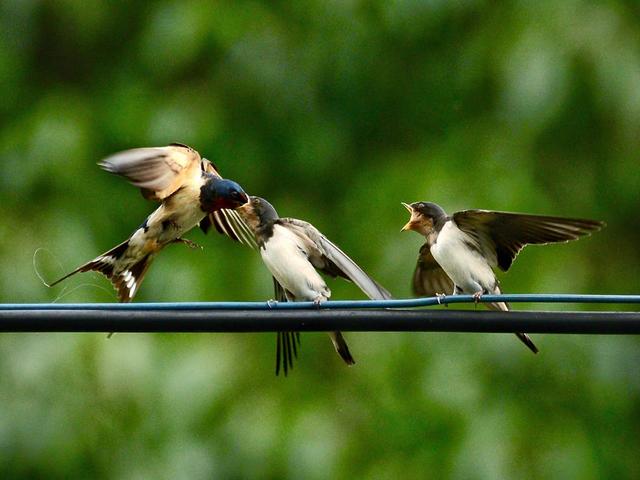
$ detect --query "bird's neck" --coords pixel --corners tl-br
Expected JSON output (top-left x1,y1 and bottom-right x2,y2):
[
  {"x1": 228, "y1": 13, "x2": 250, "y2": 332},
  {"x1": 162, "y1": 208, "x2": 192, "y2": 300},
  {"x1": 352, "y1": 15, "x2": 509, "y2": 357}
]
[
  {"x1": 426, "y1": 216, "x2": 449, "y2": 246},
  {"x1": 426, "y1": 230, "x2": 439, "y2": 247},
  {"x1": 434, "y1": 215, "x2": 449, "y2": 231},
  {"x1": 255, "y1": 220, "x2": 277, "y2": 248}
]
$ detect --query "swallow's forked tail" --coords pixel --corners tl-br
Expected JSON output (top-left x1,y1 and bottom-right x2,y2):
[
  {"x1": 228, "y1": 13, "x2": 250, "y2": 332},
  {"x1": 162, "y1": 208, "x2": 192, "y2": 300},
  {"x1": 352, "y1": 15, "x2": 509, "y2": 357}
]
[
  {"x1": 486, "y1": 286, "x2": 539, "y2": 354},
  {"x1": 515, "y1": 332, "x2": 539, "y2": 354},
  {"x1": 276, "y1": 331, "x2": 301, "y2": 377},
  {"x1": 47, "y1": 240, "x2": 153, "y2": 302},
  {"x1": 329, "y1": 331, "x2": 356, "y2": 365}
]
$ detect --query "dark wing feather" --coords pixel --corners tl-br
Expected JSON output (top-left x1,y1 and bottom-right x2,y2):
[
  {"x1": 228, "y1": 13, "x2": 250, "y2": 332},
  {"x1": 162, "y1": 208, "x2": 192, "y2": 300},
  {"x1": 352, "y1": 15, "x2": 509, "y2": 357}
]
[
  {"x1": 199, "y1": 155, "x2": 221, "y2": 176},
  {"x1": 99, "y1": 144, "x2": 206, "y2": 201},
  {"x1": 412, "y1": 244, "x2": 455, "y2": 296},
  {"x1": 279, "y1": 218, "x2": 393, "y2": 300},
  {"x1": 201, "y1": 209, "x2": 258, "y2": 249},
  {"x1": 453, "y1": 210, "x2": 604, "y2": 271},
  {"x1": 273, "y1": 277, "x2": 289, "y2": 302},
  {"x1": 273, "y1": 277, "x2": 300, "y2": 377}
]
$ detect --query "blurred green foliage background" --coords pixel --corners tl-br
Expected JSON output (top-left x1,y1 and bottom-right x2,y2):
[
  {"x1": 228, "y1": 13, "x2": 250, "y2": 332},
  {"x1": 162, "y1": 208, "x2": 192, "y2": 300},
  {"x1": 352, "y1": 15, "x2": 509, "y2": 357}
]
[{"x1": 1, "y1": 0, "x2": 639, "y2": 478}]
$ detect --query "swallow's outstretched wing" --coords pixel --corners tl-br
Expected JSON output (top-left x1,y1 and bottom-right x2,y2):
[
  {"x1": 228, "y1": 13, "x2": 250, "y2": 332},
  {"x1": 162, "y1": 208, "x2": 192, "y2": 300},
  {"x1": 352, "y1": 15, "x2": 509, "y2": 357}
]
[
  {"x1": 452, "y1": 210, "x2": 605, "y2": 271},
  {"x1": 99, "y1": 143, "x2": 209, "y2": 201}
]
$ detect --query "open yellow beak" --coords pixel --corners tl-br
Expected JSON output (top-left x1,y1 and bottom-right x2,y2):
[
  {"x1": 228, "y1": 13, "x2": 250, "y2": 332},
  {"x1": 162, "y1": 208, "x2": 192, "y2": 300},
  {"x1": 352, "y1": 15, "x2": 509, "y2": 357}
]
[
  {"x1": 401, "y1": 221, "x2": 415, "y2": 232},
  {"x1": 401, "y1": 202, "x2": 415, "y2": 232}
]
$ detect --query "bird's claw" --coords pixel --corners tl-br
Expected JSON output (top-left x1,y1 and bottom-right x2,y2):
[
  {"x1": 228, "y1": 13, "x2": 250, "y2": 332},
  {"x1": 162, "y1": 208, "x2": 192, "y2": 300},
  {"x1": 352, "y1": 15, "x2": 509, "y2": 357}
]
[
  {"x1": 473, "y1": 291, "x2": 483, "y2": 308},
  {"x1": 175, "y1": 238, "x2": 203, "y2": 250},
  {"x1": 312, "y1": 298, "x2": 323, "y2": 308},
  {"x1": 435, "y1": 293, "x2": 447, "y2": 305},
  {"x1": 267, "y1": 299, "x2": 278, "y2": 308}
]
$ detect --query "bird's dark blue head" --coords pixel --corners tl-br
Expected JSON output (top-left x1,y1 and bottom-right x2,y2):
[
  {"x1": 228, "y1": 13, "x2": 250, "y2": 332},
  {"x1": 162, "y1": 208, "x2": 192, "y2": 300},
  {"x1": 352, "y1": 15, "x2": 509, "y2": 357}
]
[
  {"x1": 200, "y1": 178, "x2": 249, "y2": 213},
  {"x1": 401, "y1": 201, "x2": 448, "y2": 236},
  {"x1": 409, "y1": 202, "x2": 447, "y2": 219},
  {"x1": 235, "y1": 196, "x2": 280, "y2": 232}
]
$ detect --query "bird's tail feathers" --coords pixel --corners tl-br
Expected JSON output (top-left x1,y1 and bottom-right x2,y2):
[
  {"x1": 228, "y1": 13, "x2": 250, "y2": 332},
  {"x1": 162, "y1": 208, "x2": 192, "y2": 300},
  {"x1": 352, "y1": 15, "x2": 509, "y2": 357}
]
[
  {"x1": 48, "y1": 240, "x2": 153, "y2": 302},
  {"x1": 329, "y1": 331, "x2": 356, "y2": 365},
  {"x1": 275, "y1": 331, "x2": 300, "y2": 376},
  {"x1": 486, "y1": 300, "x2": 510, "y2": 311},
  {"x1": 48, "y1": 241, "x2": 130, "y2": 287},
  {"x1": 111, "y1": 253, "x2": 154, "y2": 303},
  {"x1": 515, "y1": 333, "x2": 539, "y2": 354},
  {"x1": 486, "y1": 285, "x2": 538, "y2": 354}
]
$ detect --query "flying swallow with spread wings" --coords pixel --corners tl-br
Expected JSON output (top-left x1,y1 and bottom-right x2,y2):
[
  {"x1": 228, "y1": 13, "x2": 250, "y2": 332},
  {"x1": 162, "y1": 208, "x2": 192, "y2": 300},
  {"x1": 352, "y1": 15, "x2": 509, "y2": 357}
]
[
  {"x1": 236, "y1": 196, "x2": 393, "y2": 375},
  {"x1": 49, "y1": 143, "x2": 250, "y2": 301},
  {"x1": 401, "y1": 201, "x2": 604, "y2": 353}
]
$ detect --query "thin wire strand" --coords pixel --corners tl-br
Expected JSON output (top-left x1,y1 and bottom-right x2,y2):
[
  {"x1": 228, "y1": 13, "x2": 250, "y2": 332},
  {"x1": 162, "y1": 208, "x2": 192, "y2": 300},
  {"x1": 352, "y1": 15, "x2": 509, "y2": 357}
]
[{"x1": 2, "y1": 294, "x2": 640, "y2": 311}]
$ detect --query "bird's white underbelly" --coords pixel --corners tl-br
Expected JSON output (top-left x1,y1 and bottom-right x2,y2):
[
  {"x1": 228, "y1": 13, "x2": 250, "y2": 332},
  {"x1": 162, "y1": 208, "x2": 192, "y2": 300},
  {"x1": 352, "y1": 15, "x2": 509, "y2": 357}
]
[
  {"x1": 431, "y1": 222, "x2": 496, "y2": 293},
  {"x1": 261, "y1": 225, "x2": 330, "y2": 301}
]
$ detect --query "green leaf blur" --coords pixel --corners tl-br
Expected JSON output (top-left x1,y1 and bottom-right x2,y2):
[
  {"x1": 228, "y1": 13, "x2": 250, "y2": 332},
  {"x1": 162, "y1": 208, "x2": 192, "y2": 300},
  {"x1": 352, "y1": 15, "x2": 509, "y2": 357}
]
[{"x1": 1, "y1": 1, "x2": 639, "y2": 478}]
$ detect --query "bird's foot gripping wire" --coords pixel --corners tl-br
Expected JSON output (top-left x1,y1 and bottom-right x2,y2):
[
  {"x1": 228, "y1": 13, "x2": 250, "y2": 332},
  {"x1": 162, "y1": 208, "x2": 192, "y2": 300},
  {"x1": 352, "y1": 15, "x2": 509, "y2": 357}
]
[
  {"x1": 173, "y1": 238, "x2": 203, "y2": 250},
  {"x1": 435, "y1": 293, "x2": 448, "y2": 307},
  {"x1": 267, "y1": 299, "x2": 278, "y2": 308},
  {"x1": 312, "y1": 297, "x2": 324, "y2": 308},
  {"x1": 473, "y1": 291, "x2": 483, "y2": 308}
]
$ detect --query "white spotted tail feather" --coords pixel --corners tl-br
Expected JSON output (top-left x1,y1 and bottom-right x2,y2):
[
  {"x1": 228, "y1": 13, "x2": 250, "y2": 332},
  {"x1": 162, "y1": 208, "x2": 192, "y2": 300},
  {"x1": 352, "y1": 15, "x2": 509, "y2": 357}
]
[{"x1": 47, "y1": 240, "x2": 153, "y2": 303}]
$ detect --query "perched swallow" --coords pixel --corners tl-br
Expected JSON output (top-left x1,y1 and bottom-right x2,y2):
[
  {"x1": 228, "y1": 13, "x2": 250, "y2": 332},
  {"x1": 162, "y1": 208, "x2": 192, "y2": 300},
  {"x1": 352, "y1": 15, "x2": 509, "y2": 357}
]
[
  {"x1": 236, "y1": 196, "x2": 393, "y2": 375},
  {"x1": 401, "y1": 202, "x2": 604, "y2": 353},
  {"x1": 49, "y1": 143, "x2": 249, "y2": 302}
]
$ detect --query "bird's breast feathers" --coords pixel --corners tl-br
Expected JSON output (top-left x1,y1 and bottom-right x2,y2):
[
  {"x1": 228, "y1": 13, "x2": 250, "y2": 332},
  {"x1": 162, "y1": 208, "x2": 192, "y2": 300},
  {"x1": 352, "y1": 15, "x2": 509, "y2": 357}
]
[
  {"x1": 261, "y1": 224, "x2": 329, "y2": 301},
  {"x1": 431, "y1": 221, "x2": 496, "y2": 291},
  {"x1": 121, "y1": 192, "x2": 204, "y2": 265},
  {"x1": 147, "y1": 186, "x2": 207, "y2": 240}
]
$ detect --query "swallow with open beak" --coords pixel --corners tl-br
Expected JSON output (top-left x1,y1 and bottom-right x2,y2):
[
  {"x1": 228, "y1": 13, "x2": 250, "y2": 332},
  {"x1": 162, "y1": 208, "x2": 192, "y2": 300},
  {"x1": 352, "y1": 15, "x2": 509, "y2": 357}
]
[
  {"x1": 401, "y1": 201, "x2": 604, "y2": 353},
  {"x1": 236, "y1": 196, "x2": 393, "y2": 375},
  {"x1": 49, "y1": 143, "x2": 249, "y2": 302}
]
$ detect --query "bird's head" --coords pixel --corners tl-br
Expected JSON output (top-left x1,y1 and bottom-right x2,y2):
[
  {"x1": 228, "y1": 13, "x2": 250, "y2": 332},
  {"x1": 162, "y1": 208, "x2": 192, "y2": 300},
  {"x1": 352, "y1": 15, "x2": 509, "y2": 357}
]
[
  {"x1": 401, "y1": 201, "x2": 447, "y2": 236},
  {"x1": 235, "y1": 196, "x2": 279, "y2": 232},
  {"x1": 200, "y1": 178, "x2": 249, "y2": 212}
]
